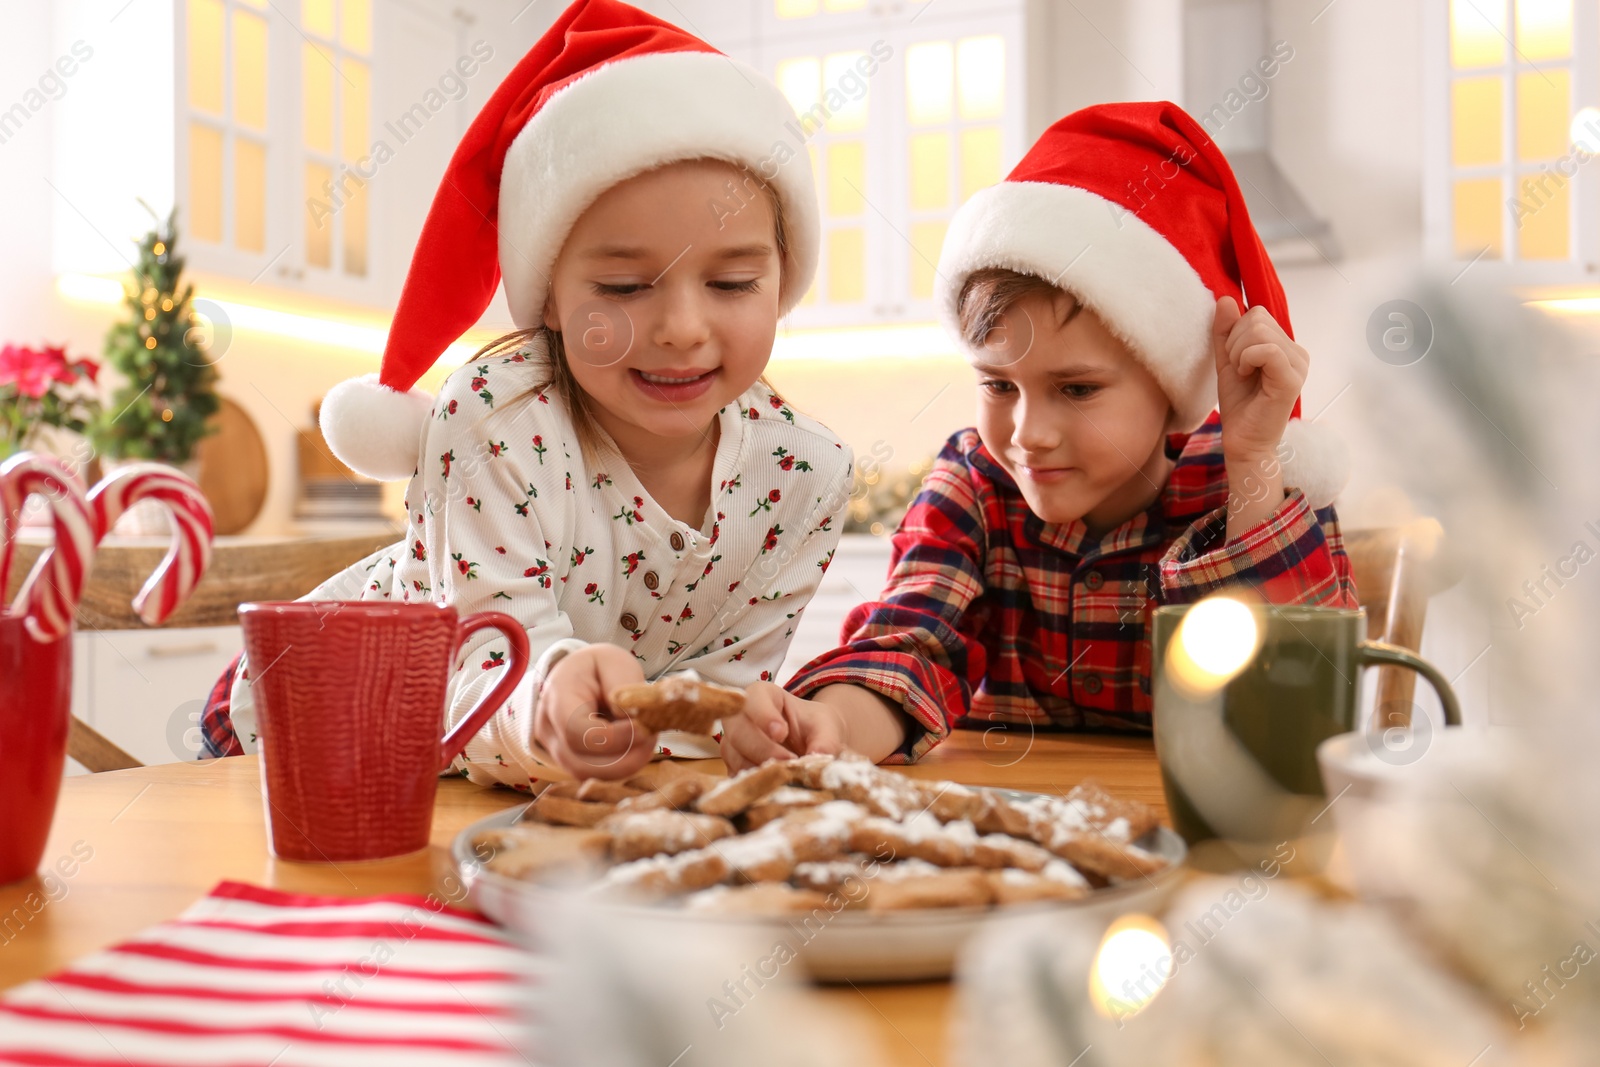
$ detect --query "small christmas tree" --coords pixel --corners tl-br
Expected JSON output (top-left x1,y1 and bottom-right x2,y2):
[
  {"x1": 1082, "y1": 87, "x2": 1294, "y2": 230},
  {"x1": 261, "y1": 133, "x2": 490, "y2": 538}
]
[{"x1": 92, "y1": 202, "x2": 219, "y2": 464}]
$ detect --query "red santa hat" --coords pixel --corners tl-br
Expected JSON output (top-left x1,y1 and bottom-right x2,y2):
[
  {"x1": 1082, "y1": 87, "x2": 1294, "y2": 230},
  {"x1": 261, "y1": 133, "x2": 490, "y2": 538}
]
[
  {"x1": 936, "y1": 101, "x2": 1348, "y2": 508},
  {"x1": 322, "y1": 0, "x2": 820, "y2": 480}
]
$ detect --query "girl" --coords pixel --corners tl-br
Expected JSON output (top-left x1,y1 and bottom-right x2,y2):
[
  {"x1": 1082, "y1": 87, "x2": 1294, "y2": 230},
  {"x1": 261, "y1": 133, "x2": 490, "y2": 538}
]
[
  {"x1": 201, "y1": 0, "x2": 853, "y2": 785},
  {"x1": 723, "y1": 101, "x2": 1357, "y2": 770}
]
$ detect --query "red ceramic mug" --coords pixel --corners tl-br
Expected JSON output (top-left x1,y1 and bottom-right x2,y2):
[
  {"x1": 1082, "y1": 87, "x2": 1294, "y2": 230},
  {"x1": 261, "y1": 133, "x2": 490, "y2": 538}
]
[
  {"x1": 0, "y1": 613, "x2": 73, "y2": 886},
  {"x1": 238, "y1": 601, "x2": 530, "y2": 863}
]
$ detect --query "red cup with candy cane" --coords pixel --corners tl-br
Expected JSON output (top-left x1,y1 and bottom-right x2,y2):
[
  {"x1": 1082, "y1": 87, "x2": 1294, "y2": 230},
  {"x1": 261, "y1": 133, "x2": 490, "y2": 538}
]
[{"x1": 0, "y1": 454, "x2": 214, "y2": 886}]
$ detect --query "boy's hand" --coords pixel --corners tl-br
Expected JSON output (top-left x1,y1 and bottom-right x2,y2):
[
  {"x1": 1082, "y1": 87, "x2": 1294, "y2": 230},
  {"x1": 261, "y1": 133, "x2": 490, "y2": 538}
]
[
  {"x1": 1212, "y1": 296, "x2": 1310, "y2": 539},
  {"x1": 1211, "y1": 296, "x2": 1308, "y2": 465},
  {"x1": 533, "y1": 644, "x2": 655, "y2": 780},
  {"x1": 721, "y1": 682, "x2": 847, "y2": 774}
]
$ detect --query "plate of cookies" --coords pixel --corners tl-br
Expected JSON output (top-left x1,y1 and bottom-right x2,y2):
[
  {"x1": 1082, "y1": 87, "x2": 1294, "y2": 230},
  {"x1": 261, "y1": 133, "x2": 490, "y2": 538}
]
[{"x1": 456, "y1": 745, "x2": 1186, "y2": 982}]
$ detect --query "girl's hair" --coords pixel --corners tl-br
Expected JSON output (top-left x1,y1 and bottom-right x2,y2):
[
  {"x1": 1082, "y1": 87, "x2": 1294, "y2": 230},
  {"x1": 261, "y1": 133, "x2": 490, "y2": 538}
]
[
  {"x1": 955, "y1": 268, "x2": 1073, "y2": 350},
  {"x1": 470, "y1": 158, "x2": 790, "y2": 458}
]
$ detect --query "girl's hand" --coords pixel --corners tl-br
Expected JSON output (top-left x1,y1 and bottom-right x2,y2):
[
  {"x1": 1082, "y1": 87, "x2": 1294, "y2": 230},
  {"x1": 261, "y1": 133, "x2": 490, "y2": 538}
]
[
  {"x1": 533, "y1": 644, "x2": 654, "y2": 780},
  {"x1": 1211, "y1": 296, "x2": 1308, "y2": 465},
  {"x1": 721, "y1": 682, "x2": 847, "y2": 774}
]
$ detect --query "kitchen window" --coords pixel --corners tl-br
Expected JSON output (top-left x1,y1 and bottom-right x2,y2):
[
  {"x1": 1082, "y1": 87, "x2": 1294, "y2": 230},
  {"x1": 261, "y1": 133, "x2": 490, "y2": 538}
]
[
  {"x1": 1427, "y1": 0, "x2": 1600, "y2": 279},
  {"x1": 762, "y1": 0, "x2": 1024, "y2": 326}
]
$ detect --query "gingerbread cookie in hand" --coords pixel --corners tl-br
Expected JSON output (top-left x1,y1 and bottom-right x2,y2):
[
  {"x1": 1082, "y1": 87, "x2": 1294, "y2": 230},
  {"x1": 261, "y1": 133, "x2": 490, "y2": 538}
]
[{"x1": 608, "y1": 674, "x2": 746, "y2": 736}]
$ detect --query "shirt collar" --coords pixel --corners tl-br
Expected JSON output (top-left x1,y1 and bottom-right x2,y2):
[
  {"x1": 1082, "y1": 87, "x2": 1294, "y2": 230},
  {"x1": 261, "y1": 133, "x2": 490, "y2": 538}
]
[
  {"x1": 970, "y1": 429, "x2": 1196, "y2": 559},
  {"x1": 590, "y1": 395, "x2": 748, "y2": 540}
]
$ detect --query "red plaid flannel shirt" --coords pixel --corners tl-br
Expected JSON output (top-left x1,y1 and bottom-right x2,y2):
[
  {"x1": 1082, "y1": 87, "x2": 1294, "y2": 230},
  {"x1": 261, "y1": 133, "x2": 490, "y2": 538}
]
[{"x1": 785, "y1": 412, "x2": 1358, "y2": 762}]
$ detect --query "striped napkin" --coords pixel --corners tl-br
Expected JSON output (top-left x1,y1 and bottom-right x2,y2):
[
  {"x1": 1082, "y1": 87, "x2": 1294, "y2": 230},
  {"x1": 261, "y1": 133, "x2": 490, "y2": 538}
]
[{"x1": 0, "y1": 881, "x2": 535, "y2": 1067}]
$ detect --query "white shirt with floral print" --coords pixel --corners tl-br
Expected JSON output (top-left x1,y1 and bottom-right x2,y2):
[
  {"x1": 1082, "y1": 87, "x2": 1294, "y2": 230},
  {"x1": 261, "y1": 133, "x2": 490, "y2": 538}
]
[{"x1": 228, "y1": 345, "x2": 853, "y2": 790}]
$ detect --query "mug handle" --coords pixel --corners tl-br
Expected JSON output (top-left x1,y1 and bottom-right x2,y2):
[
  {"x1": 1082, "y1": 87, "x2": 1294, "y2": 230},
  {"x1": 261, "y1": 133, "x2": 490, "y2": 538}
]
[
  {"x1": 439, "y1": 611, "x2": 531, "y2": 771},
  {"x1": 1357, "y1": 640, "x2": 1462, "y2": 728}
]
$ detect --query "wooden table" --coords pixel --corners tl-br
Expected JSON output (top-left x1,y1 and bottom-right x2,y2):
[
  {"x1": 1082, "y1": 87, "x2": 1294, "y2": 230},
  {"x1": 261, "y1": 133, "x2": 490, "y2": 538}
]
[{"x1": 0, "y1": 732, "x2": 1165, "y2": 1066}]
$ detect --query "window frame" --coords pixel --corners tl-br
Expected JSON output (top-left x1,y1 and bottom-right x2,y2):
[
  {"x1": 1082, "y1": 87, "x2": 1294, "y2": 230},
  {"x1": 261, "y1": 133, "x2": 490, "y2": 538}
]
[
  {"x1": 756, "y1": 0, "x2": 1026, "y2": 329},
  {"x1": 1425, "y1": 0, "x2": 1600, "y2": 283},
  {"x1": 763, "y1": 36, "x2": 896, "y2": 327},
  {"x1": 297, "y1": 0, "x2": 376, "y2": 293}
]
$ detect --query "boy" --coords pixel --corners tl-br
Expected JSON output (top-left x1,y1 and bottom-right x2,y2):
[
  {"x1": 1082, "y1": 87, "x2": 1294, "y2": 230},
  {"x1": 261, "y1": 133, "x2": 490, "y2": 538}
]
[{"x1": 722, "y1": 101, "x2": 1357, "y2": 769}]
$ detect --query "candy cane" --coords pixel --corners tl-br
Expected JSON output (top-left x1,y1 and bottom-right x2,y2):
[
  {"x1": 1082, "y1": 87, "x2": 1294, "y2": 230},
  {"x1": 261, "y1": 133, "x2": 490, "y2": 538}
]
[
  {"x1": 86, "y1": 463, "x2": 215, "y2": 627},
  {"x1": 0, "y1": 454, "x2": 95, "y2": 644}
]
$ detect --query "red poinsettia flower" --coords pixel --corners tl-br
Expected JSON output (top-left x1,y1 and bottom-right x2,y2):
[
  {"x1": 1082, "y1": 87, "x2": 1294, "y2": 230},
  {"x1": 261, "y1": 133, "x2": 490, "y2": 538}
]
[
  {"x1": 0, "y1": 344, "x2": 63, "y2": 399},
  {"x1": 41, "y1": 346, "x2": 76, "y2": 385}
]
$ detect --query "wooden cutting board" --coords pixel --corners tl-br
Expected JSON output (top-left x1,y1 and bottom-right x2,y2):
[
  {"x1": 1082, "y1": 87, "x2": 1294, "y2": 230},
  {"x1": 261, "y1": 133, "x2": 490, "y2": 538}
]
[{"x1": 194, "y1": 396, "x2": 269, "y2": 536}]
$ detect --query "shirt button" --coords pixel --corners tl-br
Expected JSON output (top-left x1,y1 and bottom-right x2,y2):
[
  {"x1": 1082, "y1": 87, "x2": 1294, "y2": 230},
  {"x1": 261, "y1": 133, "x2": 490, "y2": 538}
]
[
  {"x1": 643, "y1": 571, "x2": 660, "y2": 591},
  {"x1": 1081, "y1": 673, "x2": 1103, "y2": 695},
  {"x1": 669, "y1": 532, "x2": 686, "y2": 551},
  {"x1": 1083, "y1": 569, "x2": 1104, "y2": 590},
  {"x1": 619, "y1": 612, "x2": 638, "y2": 630}
]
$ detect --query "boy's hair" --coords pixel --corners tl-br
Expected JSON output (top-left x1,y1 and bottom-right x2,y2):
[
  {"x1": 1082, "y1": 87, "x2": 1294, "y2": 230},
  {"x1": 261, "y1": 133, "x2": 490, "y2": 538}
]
[
  {"x1": 955, "y1": 268, "x2": 1074, "y2": 351},
  {"x1": 472, "y1": 159, "x2": 789, "y2": 459}
]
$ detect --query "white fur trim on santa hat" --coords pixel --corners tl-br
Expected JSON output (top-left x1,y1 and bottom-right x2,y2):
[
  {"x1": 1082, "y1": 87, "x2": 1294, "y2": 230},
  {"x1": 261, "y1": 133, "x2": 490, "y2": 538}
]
[
  {"x1": 1278, "y1": 417, "x2": 1349, "y2": 510},
  {"x1": 937, "y1": 180, "x2": 1218, "y2": 432},
  {"x1": 498, "y1": 51, "x2": 821, "y2": 329},
  {"x1": 321, "y1": 373, "x2": 433, "y2": 482}
]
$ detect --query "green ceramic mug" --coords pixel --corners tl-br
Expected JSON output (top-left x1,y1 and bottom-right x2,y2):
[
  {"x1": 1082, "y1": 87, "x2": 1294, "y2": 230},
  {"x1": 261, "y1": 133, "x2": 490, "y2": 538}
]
[{"x1": 1151, "y1": 602, "x2": 1461, "y2": 849}]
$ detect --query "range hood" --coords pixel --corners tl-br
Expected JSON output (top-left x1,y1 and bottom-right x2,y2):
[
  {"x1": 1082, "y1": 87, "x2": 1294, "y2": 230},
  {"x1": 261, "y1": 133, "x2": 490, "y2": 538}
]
[{"x1": 1183, "y1": 0, "x2": 1341, "y2": 266}]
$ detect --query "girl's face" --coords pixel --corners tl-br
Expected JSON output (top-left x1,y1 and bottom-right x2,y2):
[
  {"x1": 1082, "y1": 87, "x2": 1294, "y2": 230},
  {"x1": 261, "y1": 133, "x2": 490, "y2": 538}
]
[
  {"x1": 970, "y1": 288, "x2": 1174, "y2": 530},
  {"x1": 543, "y1": 160, "x2": 783, "y2": 448}
]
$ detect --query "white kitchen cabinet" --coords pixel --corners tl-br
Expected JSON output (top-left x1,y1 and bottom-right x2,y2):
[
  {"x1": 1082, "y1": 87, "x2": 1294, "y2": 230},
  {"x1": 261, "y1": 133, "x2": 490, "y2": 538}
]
[
  {"x1": 71, "y1": 625, "x2": 242, "y2": 771},
  {"x1": 173, "y1": 0, "x2": 485, "y2": 308},
  {"x1": 779, "y1": 532, "x2": 894, "y2": 681}
]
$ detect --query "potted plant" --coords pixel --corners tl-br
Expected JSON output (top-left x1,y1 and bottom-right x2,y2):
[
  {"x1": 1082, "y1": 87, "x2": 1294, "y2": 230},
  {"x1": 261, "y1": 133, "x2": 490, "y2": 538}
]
[{"x1": 0, "y1": 342, "x2": 102, "y2": 484}]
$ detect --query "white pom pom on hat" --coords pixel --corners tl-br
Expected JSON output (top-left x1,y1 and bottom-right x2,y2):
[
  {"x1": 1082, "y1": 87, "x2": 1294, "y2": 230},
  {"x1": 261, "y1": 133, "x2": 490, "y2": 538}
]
[
  {"x1": 936, "y1": 100, "x2": 1349, "y2": 509},
  {"x1": 318, "y1": 0, "x2": 820, "y2": 481},
  {"x1": 319, "y1": 373, "x2": 434, "y2": 483}
]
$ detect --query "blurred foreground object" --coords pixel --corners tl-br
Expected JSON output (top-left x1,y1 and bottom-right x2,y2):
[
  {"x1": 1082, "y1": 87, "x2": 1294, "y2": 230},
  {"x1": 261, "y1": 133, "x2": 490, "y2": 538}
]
[
  {"x1": 530, "y1": 891, "x2": 884, "y2": 1067},
  {"x1": 956, "y1": 878, "x2": 1513, "y2": 1067}
]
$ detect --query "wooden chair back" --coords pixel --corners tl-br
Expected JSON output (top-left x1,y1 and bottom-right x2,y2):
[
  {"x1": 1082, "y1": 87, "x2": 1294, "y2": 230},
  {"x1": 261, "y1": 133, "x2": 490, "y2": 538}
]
[{"x1": 1343, "y1": 520, "x2": 1447, "y2": 731}]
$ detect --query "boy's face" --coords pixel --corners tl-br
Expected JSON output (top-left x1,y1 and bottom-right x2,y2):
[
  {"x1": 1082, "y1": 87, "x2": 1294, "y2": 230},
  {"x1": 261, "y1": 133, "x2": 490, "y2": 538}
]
[{"x1": 969, "y1": 289, "x2": 1174, "y2": 528}]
